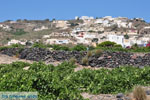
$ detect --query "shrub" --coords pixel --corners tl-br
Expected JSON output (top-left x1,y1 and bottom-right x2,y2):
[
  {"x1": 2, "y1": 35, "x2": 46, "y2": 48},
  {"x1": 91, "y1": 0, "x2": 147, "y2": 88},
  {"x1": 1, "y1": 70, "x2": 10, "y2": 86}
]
[
  {"x1": 52, "y1": 44, "x2": 70, "y2": 51},
  {"x1": 87, "y1": 51, "x2": 93, "y2": 57},
  {"x1": 124, "y1": 34, "x2": 129, "y2": 39},
  {"x1": 0, "y1": 46, "x2": 10, "y2": 51},
  {"x1": 0, "y1": 44, "x2": 24, "y2": 51},
  {"x1": 88, "y1": 46, "x2": 95, "y2": 50},
  {"x1": 92, "y1": 38, "x2": 98, "y2": 43},
  {"x1": 93, "y1": 49, "x2": 103, "y2": 56},
  {"x1": 114, "y1": 44, "x2": 122, "y2": 48},
  {"x1": 98, "y1": 31, "x2": 104, "y2": 34},
  {"x1": 12, "y1": 29, "x2": 27, "y2": 35},
  {"x1": 71, "y1": 44, "x2": 87, "y2": 51},
  {"x1": 69, "y1": 57, "x2": 77, "y2": 64},
  {"x1": 32, "y1": 42, "x2": 47, "y2": 48},
  {"x1": 98, "y1": 41, "x2": 116, "y2": 47},
  {"x1": 2, "y1": 62, "x2": 150, "y2": 99},
  {"x1": 133, "y1": 86, "x2": 147, "y2": 100},
  {"x1": 88, "y1": 30, "x2": 95, "y2": 33},
  {"x1": 81, "y1": 57, "x2": 89, "y2": 66},
  {"x1": 11, "y1": 44, "x2": 24, "y2": 48}
]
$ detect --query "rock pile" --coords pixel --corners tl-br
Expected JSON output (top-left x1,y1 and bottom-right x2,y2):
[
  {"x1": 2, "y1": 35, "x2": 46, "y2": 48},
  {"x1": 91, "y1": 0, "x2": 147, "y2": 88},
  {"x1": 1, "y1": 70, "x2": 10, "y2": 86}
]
[
  {"x1": 88, "y1": 51, "x2": 146, "y2": 68},
  {"x1": 1, "y1": 48, "x2": 150, "y2": 68},
  {"x1": 1, "y1": 48, "x2": 21, "y2": 56},
  {"x1": 1, "y1": 48, "x2": 86, "y2": 62}
]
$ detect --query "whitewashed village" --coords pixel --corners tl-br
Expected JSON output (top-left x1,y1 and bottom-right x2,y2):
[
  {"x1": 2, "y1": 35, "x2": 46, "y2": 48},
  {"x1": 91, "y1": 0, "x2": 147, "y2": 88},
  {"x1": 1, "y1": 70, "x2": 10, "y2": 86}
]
[{"x1": 1, "y1": 16, "x2": 150, "y2": 48}]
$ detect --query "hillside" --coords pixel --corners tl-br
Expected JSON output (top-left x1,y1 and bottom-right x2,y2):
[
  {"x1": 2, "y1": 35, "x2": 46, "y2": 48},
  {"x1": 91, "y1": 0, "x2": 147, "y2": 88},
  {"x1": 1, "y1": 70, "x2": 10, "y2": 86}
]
[{"x1": 0, "y1": 17, "x2": 150, "y2": 46}]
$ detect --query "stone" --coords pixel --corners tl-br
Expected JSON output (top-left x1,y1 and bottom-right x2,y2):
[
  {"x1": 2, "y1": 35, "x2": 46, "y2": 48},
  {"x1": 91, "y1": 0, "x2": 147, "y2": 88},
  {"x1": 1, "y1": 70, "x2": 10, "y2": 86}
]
[
  {"x1": 124, "y1": 97, "x2": 132, "y2": 100},
  {"x1": 107, "y1": 56, "x2": 112, "y2": 59},
  {"x1": 2, "y1": 48, "x2": 150, "y2": 68},
  {"x1": 117, "y1": 99, "x2": 123, "y2": 100},
  {"x1": 98, "y1": 57, "x2": 104, "y2": 60},
  {"x1": 131, "y1": 55, "x2": 137, "y2": 59},
  {"x1": 23, "y1": 66, "x2": 30, "y2": 70},
  {"x1": 146, "y1": 90, "x2": 150, "y2": 95},
  {"x1": 116, "y1": 93, "x2": 124, "y2": 98}
]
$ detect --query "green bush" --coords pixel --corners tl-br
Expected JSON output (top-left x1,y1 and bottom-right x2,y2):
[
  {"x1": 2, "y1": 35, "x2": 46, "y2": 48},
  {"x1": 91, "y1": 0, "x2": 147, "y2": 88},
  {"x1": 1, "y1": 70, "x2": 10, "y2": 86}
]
[
  {"x1": 124, "y1": 34, "x2": 129, "y2": 39},
  {"x1": 51, "y1": 44, "x2": 70, "y2": 51},
  {"x1": 81, "y1": 57, "x2": 89, "y2": 66},
  {"x1": 93, "y1": 49, "x2": 103, "y2": 56},
  {"x1": 0, "y1": 44, "x2": 24, "y2": 51},
  {"x1": 87, "y1": 51, "x2": 93, "y2": 57},
  {"x1": 114, "y1": 44, "x2": 122, "y2": 48},
  {"x1": 12, "y1": 29, "x2": 27, "y2": 35},
  {"x1": 1, "y1": 61, "x2": 150, "y2": 99},
  {"x1": 0, "y1": 46, "x2": 10, "y2": 51},
  {"x1": 69, "y1": 57, "x2": 77, "y2": 64},
  {"x1": 32, "y1": 42, "x2": 47, "y2": 48},
  {"x1": 71, "y1": 44, "x2": 87, "y2": 51},
  {"x1": 98, "y1": 41, "x2": 116, "y2": 47}
]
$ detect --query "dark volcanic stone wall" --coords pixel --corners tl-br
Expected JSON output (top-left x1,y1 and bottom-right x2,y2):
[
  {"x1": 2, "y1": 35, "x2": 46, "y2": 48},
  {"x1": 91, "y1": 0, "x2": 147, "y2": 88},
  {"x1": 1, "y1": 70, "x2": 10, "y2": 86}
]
[{"x1": 1, "y1": 48, "x2": 150, "y2": 68}]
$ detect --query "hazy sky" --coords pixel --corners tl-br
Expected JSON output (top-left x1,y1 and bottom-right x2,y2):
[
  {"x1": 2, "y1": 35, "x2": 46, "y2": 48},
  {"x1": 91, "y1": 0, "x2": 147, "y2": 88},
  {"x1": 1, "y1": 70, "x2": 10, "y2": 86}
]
[{"x1": 0, "y1": 0, "x2": 150, "y2": 22}]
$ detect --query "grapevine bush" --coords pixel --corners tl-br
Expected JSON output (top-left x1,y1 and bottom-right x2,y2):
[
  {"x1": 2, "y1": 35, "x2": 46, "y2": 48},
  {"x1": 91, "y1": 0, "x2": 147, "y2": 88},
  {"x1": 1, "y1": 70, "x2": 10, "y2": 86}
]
[{"x1": 1, "y1": 61, "x2": 150, "y2": 99}]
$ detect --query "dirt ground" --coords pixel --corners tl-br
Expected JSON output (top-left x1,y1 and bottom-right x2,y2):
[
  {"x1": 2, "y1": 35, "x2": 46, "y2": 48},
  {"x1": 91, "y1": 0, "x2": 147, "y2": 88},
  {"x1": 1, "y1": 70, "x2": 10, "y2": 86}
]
[{"x1": 0, "y1": 54, "x2": 33, "y2": 64}]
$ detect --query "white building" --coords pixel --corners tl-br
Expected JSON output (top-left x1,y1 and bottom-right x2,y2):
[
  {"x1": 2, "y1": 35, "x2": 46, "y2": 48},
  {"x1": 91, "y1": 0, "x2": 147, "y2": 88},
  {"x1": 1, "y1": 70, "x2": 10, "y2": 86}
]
[
  {"x1": 108, "y1": 35, "x2": 124, "y2": 47},
  {"x1": 7, "y1": 39, "x2": 26, "y2": 46},
  {"x1": 34, "y1": 26, "x2": 48, "y2": 31},
  {"x1": 0, "y1": 24, "x2": 11, "y2": 31},
  {"x1": 56, "y1": 40, "x2": 69, "y2": 44},
  {"x1": 95, "y1": 19, "x2": 104, "y2": 24},
  {"x1": 80, "y1": 16, "x2": 94, "y2": 20},
  {"x1": 103, "y1": 16, "x2": 114, "y2": 21},
  {"x1": 75, "y1": 16, "x2": 79, "y2": 20},
  {"x1": 42, "y1": 35, "x2": 51, "y2": 39},
  {"x1": 45, "y1": 39, "x2": 69, "y2": 44},
  {"x1": 53, "y1": 20, "x2": 70, "y2": 28}
]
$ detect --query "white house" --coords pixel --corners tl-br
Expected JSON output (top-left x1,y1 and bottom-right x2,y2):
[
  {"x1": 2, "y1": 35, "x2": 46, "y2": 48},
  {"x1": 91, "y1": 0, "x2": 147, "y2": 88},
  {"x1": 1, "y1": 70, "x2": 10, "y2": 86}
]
[
  {"x1": 53, "y1": 20, "x2": 70, "y2": 28},
  {"x1": 108, "y1": 34, "x2": 124, "y2": 47},
  {"x1": 80, "y1": 16, "x2": 94, "y2": 20},
  {"x1": 95, "y1": 19, "x2": 103, "y2": 24},
  {"x1": 56, "y1": 40, "x2": 69, "y2": 44},
  {"x1": 7, "y1": 39, "x2": 26, "y2": 46},
  {"x1": 34, "y1": 26, "x2": 48, "y2": 31},
  {"x1": 0, "y1": 24, "x2": 11, "y2": 31},
  {"x1": 42, "y1": 35, "x2": 51, "y2": 39},
  {"x1": 45, "y1": 39, "x2": 69, "y2": 44},
  {"x1": 103, "y1": 16, "x2": 114, "y2": 20},
  {"x1": 75, "y1": 16, "x2": 79, "y2": 20}
]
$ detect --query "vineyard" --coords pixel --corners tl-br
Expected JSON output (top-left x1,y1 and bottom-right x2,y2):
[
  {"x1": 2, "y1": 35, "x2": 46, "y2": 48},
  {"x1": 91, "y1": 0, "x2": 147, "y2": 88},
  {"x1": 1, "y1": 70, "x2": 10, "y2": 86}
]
[{"x1": 1, "y1": 61, "x2": 150, "y2": 100}]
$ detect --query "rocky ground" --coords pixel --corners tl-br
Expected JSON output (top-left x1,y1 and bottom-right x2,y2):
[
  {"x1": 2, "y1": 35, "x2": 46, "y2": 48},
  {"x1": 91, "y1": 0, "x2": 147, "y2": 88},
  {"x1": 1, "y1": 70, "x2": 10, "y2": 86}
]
[
  {"x1": 1, "y1": 48, "x2": 150, "y2": 68},
  {"x1": 82, "y1": 86, "x2": 150, "y2": 100}
]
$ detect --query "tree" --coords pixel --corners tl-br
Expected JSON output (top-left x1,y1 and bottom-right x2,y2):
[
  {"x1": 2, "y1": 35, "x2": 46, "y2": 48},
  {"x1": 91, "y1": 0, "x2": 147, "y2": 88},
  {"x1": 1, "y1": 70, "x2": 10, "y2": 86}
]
[
  {"x1": 98, "y1": 41, "x2": 116, "y2": 47},
  {"x1": 52, "y1": 18, "x2": 56, "y2": 21},
  {"x1": 124, "y1": 34, "x2": 129, "y2": 39},
  {"x1": 92, "y1": 38, "x2": 98, "y2": 43},
  {"x1": 45, "y1": 19, "x2": 50, "y2": 22}
]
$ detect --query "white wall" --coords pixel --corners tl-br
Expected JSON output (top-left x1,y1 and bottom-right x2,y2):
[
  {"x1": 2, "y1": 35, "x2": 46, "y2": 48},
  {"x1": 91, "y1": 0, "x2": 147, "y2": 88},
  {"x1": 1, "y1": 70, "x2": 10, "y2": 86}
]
[{"x1": 108, "y1": 35, "x2": 124, "y2": 47}]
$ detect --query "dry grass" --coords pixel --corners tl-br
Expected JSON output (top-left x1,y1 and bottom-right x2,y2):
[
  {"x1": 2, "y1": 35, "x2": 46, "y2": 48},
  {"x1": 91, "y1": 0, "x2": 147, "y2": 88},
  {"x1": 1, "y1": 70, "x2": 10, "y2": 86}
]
[
  {"x1": 69, "y1": 57, "x2": 77, "y2": 64},
  {"x1": 87, "y1": 51, "x2": 93, "y2": 57},
  {"x1": 81, "y1": 57, "x2": 89, "y2": 66},
  {"x1": 93, "y1": 49, "x2": 103, "y2": 56},
  {"x1": 133, "y1": 86, "x2": 147, "y2": 100}
]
